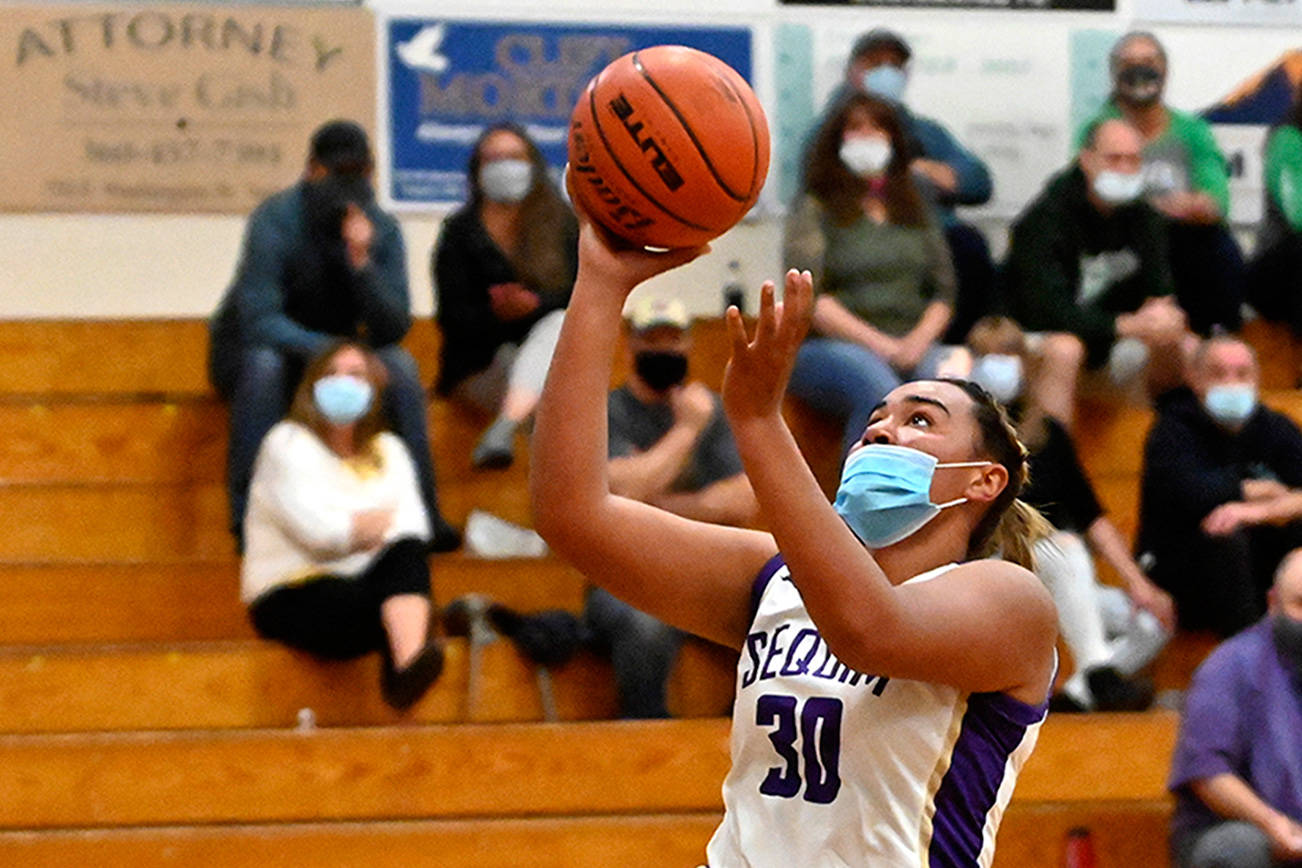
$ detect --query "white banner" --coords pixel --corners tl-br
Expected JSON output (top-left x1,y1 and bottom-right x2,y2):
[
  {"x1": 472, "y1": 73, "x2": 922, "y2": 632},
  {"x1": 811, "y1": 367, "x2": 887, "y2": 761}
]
[{"x1": 1134, "y1": 0, "x2": 1302, "y2": 27}]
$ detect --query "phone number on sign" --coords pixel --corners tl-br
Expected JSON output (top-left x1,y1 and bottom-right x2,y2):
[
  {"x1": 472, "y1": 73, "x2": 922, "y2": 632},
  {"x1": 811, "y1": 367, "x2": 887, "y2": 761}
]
[{"x1": 82, "y1": 137, "x2": 284, "y2": 167}]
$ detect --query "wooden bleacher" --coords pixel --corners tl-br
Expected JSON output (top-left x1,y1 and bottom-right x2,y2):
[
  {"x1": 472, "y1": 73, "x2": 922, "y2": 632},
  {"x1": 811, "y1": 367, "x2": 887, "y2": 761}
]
[{"x1": 3, "y1": 316, "x2": 1288, "y2": 866}]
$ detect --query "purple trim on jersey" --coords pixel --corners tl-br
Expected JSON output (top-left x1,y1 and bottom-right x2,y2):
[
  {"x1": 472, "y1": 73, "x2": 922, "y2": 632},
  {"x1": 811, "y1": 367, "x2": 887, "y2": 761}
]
[
  {"x1": 928, "y1": 691, "x2": 1048, "y2": 867},
  {"x1": 748, "y1": 553, "x2": 788, "y2": 625}
]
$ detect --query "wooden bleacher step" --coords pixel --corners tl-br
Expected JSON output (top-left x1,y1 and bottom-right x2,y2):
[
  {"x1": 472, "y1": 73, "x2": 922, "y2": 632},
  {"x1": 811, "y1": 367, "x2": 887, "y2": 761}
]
[
  {"x1": 0, "y1": 815, "x2": 724, "y2": 868},
  {"x1": 0, "y1": 557, "x2": 588, "y2": 644},
  {"x1": 0, "y1": 715, "x2": 1173, "y2": 828},
  {"x1": 0, "y1": 637, "x2": 737, "y2": 732}
]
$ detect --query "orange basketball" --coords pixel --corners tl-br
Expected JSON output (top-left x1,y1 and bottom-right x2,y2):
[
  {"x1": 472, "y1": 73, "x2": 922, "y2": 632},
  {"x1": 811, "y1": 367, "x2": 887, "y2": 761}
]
[{"x1": 567, "y1": 45, "x2": 770, "y2": 249}]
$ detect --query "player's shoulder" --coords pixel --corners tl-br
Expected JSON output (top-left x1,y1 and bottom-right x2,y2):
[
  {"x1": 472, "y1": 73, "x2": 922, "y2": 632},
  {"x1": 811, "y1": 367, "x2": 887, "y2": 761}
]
[{"x1": 943, "y1": 559, "x2": 1057, "y2": 622}]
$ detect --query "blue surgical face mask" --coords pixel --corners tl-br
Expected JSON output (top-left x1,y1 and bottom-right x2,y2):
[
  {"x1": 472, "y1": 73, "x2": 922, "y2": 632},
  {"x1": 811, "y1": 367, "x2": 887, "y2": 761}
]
[
  {"x1": 833, "y1": 443, "x2": 992, "y2": 548},
  {"x1": 862, "y1": 65, "x2": 907, "y2": 104},
  {"x1": 1203, "y1": 383, "x2": 1256, "y2": 427},
  {"x1": 313, "y1": 374, "x2": 374, "y2": 425},
  {"x1": 971, "y1": 354, "x2": 1024, "y2": 405}
]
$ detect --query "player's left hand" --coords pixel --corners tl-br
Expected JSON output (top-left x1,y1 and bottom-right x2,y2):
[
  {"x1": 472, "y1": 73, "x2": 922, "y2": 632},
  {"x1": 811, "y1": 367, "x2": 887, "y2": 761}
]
[{"x1": 722, "y1": 269, "x2": 813, "y2": 423}]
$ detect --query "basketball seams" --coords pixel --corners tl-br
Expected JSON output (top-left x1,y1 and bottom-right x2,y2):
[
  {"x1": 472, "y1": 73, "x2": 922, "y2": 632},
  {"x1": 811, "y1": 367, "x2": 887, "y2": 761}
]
[
  {"x1": 585, "y1": 65, "x2": 715, "y2": 233},
  {"x1": 631, "y1": 52, "x2": 752, "y2": 205},
  {"x1": 711, "y1": 68, "x2": 767, "y2": 205}
]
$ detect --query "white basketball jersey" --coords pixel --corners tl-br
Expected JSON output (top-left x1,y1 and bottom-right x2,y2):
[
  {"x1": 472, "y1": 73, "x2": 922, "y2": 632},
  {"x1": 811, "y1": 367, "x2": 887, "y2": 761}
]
[{"x1": 705, "y1": 555, "x2": 1048, "y2": 868}]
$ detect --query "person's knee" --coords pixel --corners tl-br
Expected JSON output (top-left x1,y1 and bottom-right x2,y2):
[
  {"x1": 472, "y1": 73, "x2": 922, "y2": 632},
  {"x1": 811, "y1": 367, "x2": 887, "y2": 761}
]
[
  {"x1": 238, "y1": 347, "x2": 289, "y2": 390},
  {"x1": 375, "y1": 346, "x2": 422, "y2": 390},
  {"x1": 1188, "y1": 821, "x2": 1273, "y2": 868},
  {"x1": 1038, "y1": 333, "x2": 1086, "y2": 374}
]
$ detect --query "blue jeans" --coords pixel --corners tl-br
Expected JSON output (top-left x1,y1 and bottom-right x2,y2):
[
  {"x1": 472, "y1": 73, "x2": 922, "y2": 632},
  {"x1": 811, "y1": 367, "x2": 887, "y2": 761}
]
[
  {"x1": 1174, "y1": 820, "x2": 1296, "y2": 868},
  {"x1": 583, "y1": 587, "x2": 682, "y2": 719},
  {"x1": 788, "y1": 338, "x2": 903, "y2": 459},
  {"x1": 211, "y1": 344, "x2": 442, "y2": 541}
]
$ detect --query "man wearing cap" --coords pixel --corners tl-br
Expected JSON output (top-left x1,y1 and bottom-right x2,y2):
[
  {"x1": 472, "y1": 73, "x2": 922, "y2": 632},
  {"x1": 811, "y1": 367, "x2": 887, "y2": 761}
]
[
  {"x1": 1076, "y1": 31, "x2": 1244, "y2": 336},
  {"x1": 583, "y1": 296, "x2": 758, "y2": 718},
  {"x1": 816, "y1": 28, "x2": 995, "y2": 344},
  {"x1": 209, "y1": 120, "x2": 460, "y2": 551}
]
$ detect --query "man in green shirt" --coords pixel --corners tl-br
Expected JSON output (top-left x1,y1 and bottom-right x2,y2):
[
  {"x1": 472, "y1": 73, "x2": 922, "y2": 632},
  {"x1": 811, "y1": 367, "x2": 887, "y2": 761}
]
[
  {"x1": 1078, "y1": 32, "x2": 1245, "y2": 336},
  {"x1": 1247, "y1": 92, "x2": 1302, "y2": 366}
]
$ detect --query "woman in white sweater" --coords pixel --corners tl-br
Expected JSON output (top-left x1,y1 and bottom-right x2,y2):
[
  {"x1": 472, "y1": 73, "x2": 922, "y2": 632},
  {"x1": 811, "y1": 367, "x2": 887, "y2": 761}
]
[{"x1": 241, "y1": 341, "x2": 442, "y2": 711}]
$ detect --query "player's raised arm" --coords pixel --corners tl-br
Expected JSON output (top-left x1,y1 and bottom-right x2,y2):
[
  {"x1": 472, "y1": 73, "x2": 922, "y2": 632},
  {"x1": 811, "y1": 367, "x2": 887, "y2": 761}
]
[{"x1": 530, "y1": 216, "x2": 777, "y2": 650}]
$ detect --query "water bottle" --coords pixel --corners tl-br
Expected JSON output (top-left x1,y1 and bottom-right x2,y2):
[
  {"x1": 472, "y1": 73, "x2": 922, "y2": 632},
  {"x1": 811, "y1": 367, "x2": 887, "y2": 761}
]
[
  {"x1": 1063, "y1": 827, "x2": 1097, "y2": 868},
  {"x1": 723, "y1": 260, "x2": 745, "y2": 314}
]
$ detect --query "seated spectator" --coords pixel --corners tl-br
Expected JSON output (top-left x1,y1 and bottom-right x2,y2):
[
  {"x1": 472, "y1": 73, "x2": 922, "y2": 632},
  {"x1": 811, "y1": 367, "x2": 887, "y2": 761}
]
[
  {"x1": 967, "y1": 317, "x2": 1174, "y2": 711},
  {"x1": 814, "y1": 28, "x2": 997, "y2": 344},
  {"x1": 241, "y1": 342, "x2": 443, "y2": 712},
  {"x1": 209, "y1": 120, "x2": 459, "y2": 552},
  {"x1": 1004, "y1": 117, "x2": 1192, "y2": 429},
  {"x1": 585, "y1": 297, "x2": 759, "y2": 718},
  {"x1": 1139, "y1": 335, "x2": 1302, "y2": 637},
  {"x1": 1247, "y1": 82, "x2": 1302, "y2": 374},
  {"x1": 432, "y1": 123, "x2": 578, "y2": 469},
  {"x1": 787, "y1": 92, "x2": 961, "y2": 457},
  {"x1": 1078, "y1": 31, "x2": 1244, "y2": 336},
  {"x1": 1168, "y1": 548, "x2": 1302, "y2": 868}
]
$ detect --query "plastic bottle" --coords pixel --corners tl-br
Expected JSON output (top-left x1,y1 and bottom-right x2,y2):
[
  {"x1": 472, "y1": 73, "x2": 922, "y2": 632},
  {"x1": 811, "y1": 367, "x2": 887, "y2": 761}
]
[{"x1": 723, "y1": 259, "x2": 745, "y2": 314}]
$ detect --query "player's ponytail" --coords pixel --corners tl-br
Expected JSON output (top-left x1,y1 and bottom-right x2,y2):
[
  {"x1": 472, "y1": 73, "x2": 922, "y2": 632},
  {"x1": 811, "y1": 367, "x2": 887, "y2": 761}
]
[{"x1": 938, "y1": 379, "x2": 1053, "y2": 570}]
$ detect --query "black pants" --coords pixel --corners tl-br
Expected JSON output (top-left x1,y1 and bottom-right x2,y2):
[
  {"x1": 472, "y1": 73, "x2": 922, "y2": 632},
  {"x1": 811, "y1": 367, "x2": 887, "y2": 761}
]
[
  {"x1": 942, "y1": 221, "x2": 999, "y2": 345},
  {"x1": 1151, "y1": 524, "x2": 1302, "y2": 637},
  {"x1": 248, "y1": 537, "x2": 431, "y2": 660},
  {"x1": 1247, "y1": 234, "x2": 1302, "y2": 340},
  {"x1": 1167, "y1": 221, "x2": 1246, "y2": 335}
]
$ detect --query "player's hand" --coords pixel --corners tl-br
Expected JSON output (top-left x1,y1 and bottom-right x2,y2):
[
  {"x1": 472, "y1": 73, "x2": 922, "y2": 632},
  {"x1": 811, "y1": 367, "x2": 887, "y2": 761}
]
[
  {"x1": 1201, "y1": 501, "x2": 1268, "y2": 536},
  {"x1": 722, "y1": 269, "x2": 813, "y2": 423},
  {"x1": 569, "y1": 169, "x2": 708, "y2": 296},
  {"x1": 342, "y1": 203, "x2": 374, "y2": 269},
  {"x1": 488, "y1": 282, "x2": 540, "y2": 321},
  {"x1": 350, "y1": 508, "x2": 394, "y2": 552},
  {"x1": 670, "y1": 382, "x2": 715, "y2": 434},
  {"x1": 1129, "y1": 579, "x2": 1176, "y2": 634}
]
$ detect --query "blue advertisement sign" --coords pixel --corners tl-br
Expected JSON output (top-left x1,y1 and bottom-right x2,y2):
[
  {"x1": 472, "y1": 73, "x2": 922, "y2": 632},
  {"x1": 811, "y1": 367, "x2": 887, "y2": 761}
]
[{"x1": 385, "y1": 18, "x2": 753, "y2": 206}]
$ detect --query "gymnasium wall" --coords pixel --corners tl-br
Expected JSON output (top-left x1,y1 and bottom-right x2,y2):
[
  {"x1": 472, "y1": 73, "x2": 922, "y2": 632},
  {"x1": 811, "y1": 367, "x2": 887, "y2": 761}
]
[{"x1": 1, "y1": 0, "x2": 1297, "y2": 320}]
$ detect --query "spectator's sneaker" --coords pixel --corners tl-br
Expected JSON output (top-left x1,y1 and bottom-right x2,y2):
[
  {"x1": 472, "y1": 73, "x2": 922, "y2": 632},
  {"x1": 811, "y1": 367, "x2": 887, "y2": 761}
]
[
  {"x1": 1086, "y1": 666, "x2": 1155, "y2": 712},
  {"x1": 428, "y1": 515, "x2": 463, "y2": 553},
  {"x1": 472, "y1": 418, "x2": 518, "y2": 470},
  {"x1": 381, "y1": 640, "x2": 446, "y2": 712},
  {"x1": 1047, "y1": 692, "x2": 1088, "y2": 714}
]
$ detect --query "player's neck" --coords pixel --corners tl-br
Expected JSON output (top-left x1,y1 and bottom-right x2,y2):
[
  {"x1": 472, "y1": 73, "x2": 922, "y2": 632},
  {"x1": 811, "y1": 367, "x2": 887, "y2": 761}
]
[{"x1": 872, "y1": 513, "x2": 971, "y2": 584}]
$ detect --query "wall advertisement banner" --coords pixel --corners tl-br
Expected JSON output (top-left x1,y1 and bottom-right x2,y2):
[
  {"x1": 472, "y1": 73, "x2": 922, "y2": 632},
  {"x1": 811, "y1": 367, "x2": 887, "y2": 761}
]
[{"x1": 384, "y1": 18, "x2": 753, "y2": 208}]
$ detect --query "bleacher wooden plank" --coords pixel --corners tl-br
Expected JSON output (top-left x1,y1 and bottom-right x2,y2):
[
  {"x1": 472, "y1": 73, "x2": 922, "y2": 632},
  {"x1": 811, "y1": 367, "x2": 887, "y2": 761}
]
[
  {"x1": 0, "y1": 637, "x2": 735, "y2": 732},
  {"x1": 994, "y1": 800, "x2": 1172, "y2": 868},
  {"x1": 0, "y1": 719, "x2": 735, "y2": 827},
  {"x1": 1014, "y1": 712, "x2": 1176, "y2": 803},
  {"x1": 0, "y1": 480, "x2": 531, "y2": 560},
  {"x1": 0, "y1": 815, "x2": 723, "y2": 868},
  {"x1": 0, "y1": 557, "x2": 587, "y2": 644}
]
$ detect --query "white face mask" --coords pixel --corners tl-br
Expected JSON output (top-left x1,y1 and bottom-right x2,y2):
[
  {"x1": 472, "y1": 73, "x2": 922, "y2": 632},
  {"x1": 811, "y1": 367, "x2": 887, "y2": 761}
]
[
  {"x1": 1092, "y1": 170, "x2": 1144, "y2": 206},
  {"x1": 971, "y1": 354, "x2": 1024, "y2": 405},
  {"x1": 839, "y1": 136, "x2": 893, "y2": 177},
  {"x1": 479, "y1": 158, "x2": 533, "y2": 203}
]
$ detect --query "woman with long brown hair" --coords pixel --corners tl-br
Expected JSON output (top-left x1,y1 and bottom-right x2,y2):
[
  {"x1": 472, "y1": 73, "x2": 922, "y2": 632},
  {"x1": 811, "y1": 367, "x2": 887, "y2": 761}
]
[
  {"x1": 433, "y1": 122, "x2": 579, "y2": 469},
  {"x1": 787, "y1": 92, "x2": 960, "y2": 457},
  {"x1": 241, "y1": 341, "x2": 443, "y2": 711}
]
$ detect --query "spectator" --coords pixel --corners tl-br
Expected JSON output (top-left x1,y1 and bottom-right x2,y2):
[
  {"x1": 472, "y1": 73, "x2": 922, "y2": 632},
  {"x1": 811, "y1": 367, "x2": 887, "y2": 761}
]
[
  {"x1": 1139, "y1": 335, "x2": 1302, "y2": 637},
  {"x1": 1004, "y1": 117, "x2": 1191, "y2": 429},
  {"x1": 209, "y1": 120, "x2": 459, "y2": 552},
  {"x1": 1247, "y1": 82, "x2": 1302, "y2": 371},
  {"x1": 1168, "y1": 548, "x2": 1302, "y2": 868},
  {"x1": 787, "y1": 92, "x2": 961, "y2": 457},
  {"x1": 817, "y1": 28, "x2": 996, "y2": 344},
  {"x1": 967, "y1": 316, "x2": 1174, "y2": 711},
  {"x1": 241, "y1": 342, "x2": 444, "y2": 712},
  {"x1": 586, "y1": 296, "x2": 759, "y2": 718},
  {"x1": 432, "y1": 122, "x2": 578, "y2": 469},
  {"x1": 1078, "y1": 31, "x2": 1244, "y2": 335}
]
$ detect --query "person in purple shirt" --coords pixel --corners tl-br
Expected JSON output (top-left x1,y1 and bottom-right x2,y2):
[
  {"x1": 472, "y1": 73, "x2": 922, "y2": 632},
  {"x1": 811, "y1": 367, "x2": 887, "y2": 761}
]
[{"x1": 1169, "y1": 548, "x2": 1302, "y2": 867}]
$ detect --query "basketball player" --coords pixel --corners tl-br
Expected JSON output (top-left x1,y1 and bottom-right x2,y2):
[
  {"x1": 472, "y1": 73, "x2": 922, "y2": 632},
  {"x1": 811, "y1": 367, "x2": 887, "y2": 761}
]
[{"x1": 531, "y1": 215, "x2": 1058, "y2": 866}]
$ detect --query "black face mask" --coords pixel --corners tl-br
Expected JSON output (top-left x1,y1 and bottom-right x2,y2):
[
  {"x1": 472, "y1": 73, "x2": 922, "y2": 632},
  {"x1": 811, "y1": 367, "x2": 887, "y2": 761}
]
[
  {"x1": 1272, "y1": 613, "x2": 1302, "y2": 676},
  {"x1": 634, "y1": 350, "x2": 688, "y2": 392},
  {"x1": 1116, "y1": 64, "x2": 1164, "y2": 107}
]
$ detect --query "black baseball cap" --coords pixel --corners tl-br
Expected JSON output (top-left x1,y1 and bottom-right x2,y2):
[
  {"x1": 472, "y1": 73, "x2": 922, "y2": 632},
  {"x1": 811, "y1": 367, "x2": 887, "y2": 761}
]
[
  {"x1": 309, "y1": 120, "x2": 372, "y2": 174},
  {"x1": 850, "y1": 28, "x2": 912, "y2": 64}
]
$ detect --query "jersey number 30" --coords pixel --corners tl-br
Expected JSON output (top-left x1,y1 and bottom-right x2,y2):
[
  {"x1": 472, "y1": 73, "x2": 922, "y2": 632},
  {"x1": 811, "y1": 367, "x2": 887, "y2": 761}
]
[{"x1": 756, "y1": 694, "x2": 843, "y2": 804}]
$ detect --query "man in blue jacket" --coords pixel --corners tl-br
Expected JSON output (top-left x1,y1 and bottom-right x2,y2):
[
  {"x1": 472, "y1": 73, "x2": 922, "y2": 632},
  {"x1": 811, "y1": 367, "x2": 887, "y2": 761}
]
[
  {"x1": 813, "y1": 28, "x2": 995, "y2": 343},
  {"x1": 209, "y1": 120, "x2": 459, "y2": 551}
]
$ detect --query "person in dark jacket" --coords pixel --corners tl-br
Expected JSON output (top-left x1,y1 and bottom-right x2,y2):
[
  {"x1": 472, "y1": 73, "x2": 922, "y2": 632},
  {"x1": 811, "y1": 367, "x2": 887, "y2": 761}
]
[
  {"x1": 1004, "y1": 117, "x2": 1191, "y2": 430},
  {"x1": 432, "y1": 123, "x2": 578, "y2": 469},
  {"x1": 209, "y1": 120, "x2": 459, "y2": 551},
  {"x1": 1139, "y1": 335, "x2": 1302, "y2": 636}
]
